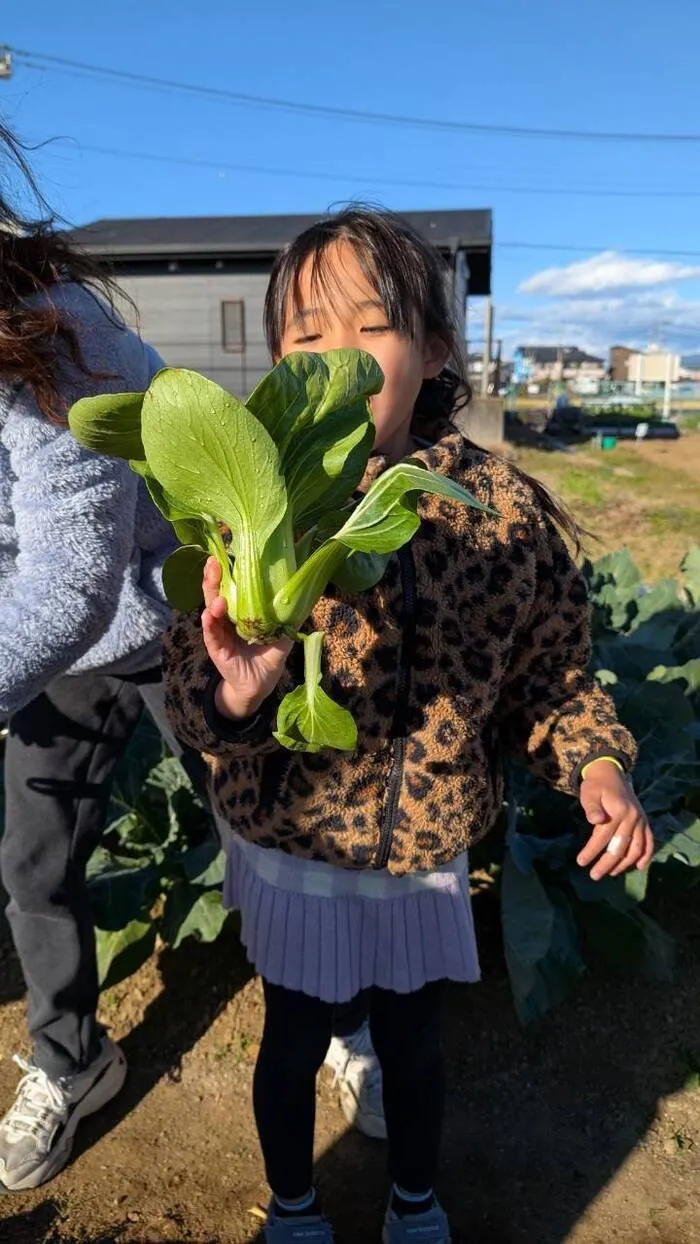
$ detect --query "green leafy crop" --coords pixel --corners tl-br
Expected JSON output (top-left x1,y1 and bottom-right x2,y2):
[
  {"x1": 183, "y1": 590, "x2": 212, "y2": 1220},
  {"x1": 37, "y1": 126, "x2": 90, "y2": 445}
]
[{"x1": 69, "y1": 349, "x2": 489, "y2": 752}]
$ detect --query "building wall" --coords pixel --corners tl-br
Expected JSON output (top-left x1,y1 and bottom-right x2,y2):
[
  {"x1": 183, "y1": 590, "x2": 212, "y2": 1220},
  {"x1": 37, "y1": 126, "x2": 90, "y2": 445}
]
[
  {"x1": 114, "y1": 269, "x2": 272, "y2": 397},
  {"x1": 610, "y1": 346, "x2": 634, "y2": 382},
  {"x1": 633, "y1": 351, "x2": 681, "y2": 385},
  {"x1": 528, "y1": 361, "x2": 605, "y2": 382},
  {"x1": 112, "y1": 253, "x2": 469, "y2": 398}
]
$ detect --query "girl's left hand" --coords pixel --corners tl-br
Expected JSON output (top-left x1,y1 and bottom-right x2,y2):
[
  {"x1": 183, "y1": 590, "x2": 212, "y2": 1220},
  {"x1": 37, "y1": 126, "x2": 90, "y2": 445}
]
[{"x1": 576, "y1": 760, "x2": 654, "y2": 881}]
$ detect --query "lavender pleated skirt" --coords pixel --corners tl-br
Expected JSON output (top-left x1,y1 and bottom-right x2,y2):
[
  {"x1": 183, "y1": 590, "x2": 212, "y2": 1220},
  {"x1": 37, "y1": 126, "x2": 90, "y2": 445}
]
[{"x1": 221, "y1": 828, "x2": 481, "y2": 1003}]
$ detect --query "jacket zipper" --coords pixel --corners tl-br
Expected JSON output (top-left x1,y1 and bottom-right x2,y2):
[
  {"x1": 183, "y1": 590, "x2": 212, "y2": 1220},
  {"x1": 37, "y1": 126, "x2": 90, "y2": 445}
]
[{"x1": 374, "y1": 542, "x2": 417, "y2": 869}]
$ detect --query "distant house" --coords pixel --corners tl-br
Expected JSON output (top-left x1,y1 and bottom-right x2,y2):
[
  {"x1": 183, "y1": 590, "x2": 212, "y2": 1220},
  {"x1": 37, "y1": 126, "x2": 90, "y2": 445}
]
[
  {"x1": 610, "y1": 345, "x2": 681, "y2": 385},
  {"x1": 517, "y1": 346, "x2": 605, "y2": 383},
  {"x1": 69, "y1": 210, "x2": 492, "y2": 397}
]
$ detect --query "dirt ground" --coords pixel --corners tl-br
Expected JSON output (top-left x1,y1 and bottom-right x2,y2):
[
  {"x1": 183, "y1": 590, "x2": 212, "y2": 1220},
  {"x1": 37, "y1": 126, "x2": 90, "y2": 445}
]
[{"x1": 0, "y1": 885, "x2": 698, "y2": 1244}]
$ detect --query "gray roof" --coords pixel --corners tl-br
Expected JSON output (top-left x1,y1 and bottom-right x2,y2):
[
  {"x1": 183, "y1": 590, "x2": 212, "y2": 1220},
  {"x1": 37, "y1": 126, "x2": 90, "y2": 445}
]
[
  {"x1": 519, "y1": 346, "x2": 604, "y2": 366},
  {"x1": 68, "y1": 210, "x2": 492, "y2": 259}
]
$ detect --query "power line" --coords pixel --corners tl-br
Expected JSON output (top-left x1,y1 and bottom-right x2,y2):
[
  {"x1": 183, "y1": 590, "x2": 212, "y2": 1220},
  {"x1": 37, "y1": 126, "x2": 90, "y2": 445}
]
[
  {"x1": 23, "y1": 137, "x2": 700, "y2": 261},
  {"x1": 66, "y1": 144, "x2": 700, "y2": 258},
  {"x1": 11, "y1": 45, "x2": 700, "y2": 145},
  {"x1": 498, "y1": 241, "x2": 700, "y2": 259},
  {"x1": 63, "y1": 141, "x2": 700, "y2": 201}
]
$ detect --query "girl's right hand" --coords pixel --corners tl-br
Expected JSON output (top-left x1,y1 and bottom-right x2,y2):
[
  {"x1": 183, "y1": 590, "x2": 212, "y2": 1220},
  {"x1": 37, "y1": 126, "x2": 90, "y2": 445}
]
[{"x1": 201, "y1": 557, "x2": 292, "y2": 720}]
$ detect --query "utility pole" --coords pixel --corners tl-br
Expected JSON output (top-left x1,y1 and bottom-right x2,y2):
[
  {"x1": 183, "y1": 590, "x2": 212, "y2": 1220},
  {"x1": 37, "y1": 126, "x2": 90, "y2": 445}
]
[
  {"x1": 662, "y1": 349, "x2": 673, "y2": 421},
  {"x1": 481, "y1": 298, "x2": 493, "y2": 397},
  {"x1": 494, "y1": 338, "x2": 502, "y2": 393}
]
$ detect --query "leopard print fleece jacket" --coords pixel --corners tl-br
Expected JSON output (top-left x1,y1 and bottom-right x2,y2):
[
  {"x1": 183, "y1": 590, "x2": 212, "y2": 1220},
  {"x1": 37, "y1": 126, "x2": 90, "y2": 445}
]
[{"x1": 162, "y1": 423, "x2": 637, "y2": 876}]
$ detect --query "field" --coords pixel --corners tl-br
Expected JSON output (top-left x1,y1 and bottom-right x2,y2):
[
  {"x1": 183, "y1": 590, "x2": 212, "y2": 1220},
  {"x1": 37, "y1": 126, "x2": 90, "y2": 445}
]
[
  {"x1": 0, "y1": 434, "x2": 699, "y2": 1244},
  {"x1": 513, "y1": 434, "x2": 700, "y2": 580}
]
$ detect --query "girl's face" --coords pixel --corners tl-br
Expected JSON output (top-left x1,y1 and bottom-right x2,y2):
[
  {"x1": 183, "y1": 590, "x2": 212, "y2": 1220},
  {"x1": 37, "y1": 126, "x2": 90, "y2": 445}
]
[{"x1": 278, "y1": 243, "x2": 448, "y2": 459}]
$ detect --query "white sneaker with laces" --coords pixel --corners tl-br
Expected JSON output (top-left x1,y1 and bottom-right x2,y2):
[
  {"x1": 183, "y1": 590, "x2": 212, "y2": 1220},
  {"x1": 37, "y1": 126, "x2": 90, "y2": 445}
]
[
  {"x1": 0, "y1": 1035, "x2": 127, "y2": 1191},
  {"x1": 324, "y1": 1021, "x2": 387, "y2": 1140}
]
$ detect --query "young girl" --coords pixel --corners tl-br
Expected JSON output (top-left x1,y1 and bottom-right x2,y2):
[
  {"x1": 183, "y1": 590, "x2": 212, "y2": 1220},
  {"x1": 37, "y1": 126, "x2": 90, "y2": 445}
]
[{"x1": 162, "y1": 208, "x2": 653, "y2": 1243}]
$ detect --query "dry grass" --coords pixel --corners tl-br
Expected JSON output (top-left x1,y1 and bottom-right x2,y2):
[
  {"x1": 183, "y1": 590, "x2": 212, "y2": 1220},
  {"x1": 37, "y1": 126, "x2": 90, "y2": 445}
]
[{"x1": 512, "y1": 430, "x2": 700, "y2": 580}]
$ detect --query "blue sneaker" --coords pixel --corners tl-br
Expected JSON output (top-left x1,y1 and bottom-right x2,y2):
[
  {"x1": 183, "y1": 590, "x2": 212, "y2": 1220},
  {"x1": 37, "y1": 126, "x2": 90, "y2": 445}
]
[
  {"x1": 265, "y1": 1201, "x2": 335, "y2": 1242},
  {"x1": 383, "y1": 1199, "x2": 451, "y2": 1243}
]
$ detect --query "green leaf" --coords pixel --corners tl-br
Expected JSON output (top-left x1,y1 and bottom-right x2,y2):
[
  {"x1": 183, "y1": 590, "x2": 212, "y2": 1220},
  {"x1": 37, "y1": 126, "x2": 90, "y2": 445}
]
[
  {"x1": 96, "y1": 918, "x2": 157, "y2": 990},
  {"x1": 274, "y1": 631, "x2": 357, "y2": 752},
  {"x1": 247, "y1": 349, "x2": 383, "y2": 454},
  {"x1": 162, "y1": 545, "x2": 208, "y2": 612},
  {"x1": 68, "y1": 391, "x2": 146, "y2": 461},
  {"x1": 180, "y1": 839, "x2": 226, "y2": 887},
  {"x1": 681, "y1": 544, "x2": 700, "y2": 605},
  {"x1": 108, "y1": 810, "x2": 167, "y2": 857},
  {"x1": 288, "y1": 414, "x2": 374, "y2": 530},
  {"x1": 248, "y1": 350, "x2": 382, "y2": 529},
  {"x1": 136, "y1": 468, "x2": 208, "y2": 541},
  {"x1": 652, "y1": 812, "x2": 700, "y2": 869},
  {"x1": 624, "y1": 867, "x2": 649, "y2": 903},
  {"x1": 588, "y1": 548, "x2": 642, "y2": 633},
  {"x1": 294, "y1": 526, "x2": 318, "y2": 567},
  {"x1": 144, "y1": 756, "x2": 206, "y2": 848},
  {"x1": 162, "y1": 884, "x2": 228, "y2": 948},
  {"x1": 87, "y1": 849, "x2": 160, "y2": 931},
  {"x1": 332, "y1": 550, "x2": 393, "y2": 593},
  {"x1": 275, "y1": 685, "x2": 358, "y2": 752},
  {"x1": 648, "y1": 658, "x2": 700, "y2": 695},
  {"x1": 570, "y1": 871, "x2": 675, "y2": 981},
  {"x1": 246, "y1": 351, "x2": 322, "y2": 446},
  {"x1": 628, "y1": 579, "x2": 685, "y2": 647},
  {"x1": 615, "y1": 681, "x2": 696, "y2": 813},
  {"x1": 108, "y1": 715, "x2": 167, "y2": 822},
  {"x1": 130, "y1": 458, "x2": 217, "y2": 553},
  {"x1": 333, "y1": 460, "x2": 494, "y2": 555},
  {"x1": 141, "y1": 368, "x2": 287, "y2": 556},
  {"x1": 501, "y1": 849, "x2": 586, "y2": 1025},
  {"x1": 589, "y1": 547, "x2": 642, "y2": 597}
]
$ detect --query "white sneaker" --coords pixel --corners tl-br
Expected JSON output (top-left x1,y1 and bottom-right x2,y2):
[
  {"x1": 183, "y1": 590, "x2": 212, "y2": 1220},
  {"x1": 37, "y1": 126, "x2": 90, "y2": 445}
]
[
  {"x1": 0, "y1": 1035, "x2": 127, "y2": 1191},
  {"x1": 324, "y1": 1021, "x2": 387, "y2": 1140}
]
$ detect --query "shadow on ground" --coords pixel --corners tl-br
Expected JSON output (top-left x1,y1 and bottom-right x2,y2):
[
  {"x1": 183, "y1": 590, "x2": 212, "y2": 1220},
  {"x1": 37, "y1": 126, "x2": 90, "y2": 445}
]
[
  {"x1": 72, "y1": 922, "x2": 254, "y2": 1167},
  {"x1": 301, "y1": 886, "x2": 700, "y2": 1244},
  {"x1": 0, "y1": 1203, "x2": 219, "y2": 1244}
]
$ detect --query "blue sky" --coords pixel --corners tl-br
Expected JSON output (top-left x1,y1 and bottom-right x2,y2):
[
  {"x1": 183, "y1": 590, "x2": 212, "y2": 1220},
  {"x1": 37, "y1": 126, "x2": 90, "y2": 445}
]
[{"x1": 3, "y1": 0, "x2": 700, "y2": 359}]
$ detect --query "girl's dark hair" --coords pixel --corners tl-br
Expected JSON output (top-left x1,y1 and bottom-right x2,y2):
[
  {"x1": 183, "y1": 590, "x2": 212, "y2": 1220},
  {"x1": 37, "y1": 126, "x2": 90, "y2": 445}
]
[
  {"x1": 0, "y1": 122, "x2": 125, "y2": 424},
  {"x1": 264, "y1": 205, "x2": 584, "y2": 550}
]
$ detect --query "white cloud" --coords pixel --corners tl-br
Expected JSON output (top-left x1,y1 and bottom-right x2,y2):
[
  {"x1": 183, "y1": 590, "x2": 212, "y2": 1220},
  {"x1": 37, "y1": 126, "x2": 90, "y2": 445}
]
[
  {"x1": 518, "y1": 251, "x2": 700, "y2": 297},
  {"x1": 498, "y1": 289, "x2": 700, "y2": 358}
]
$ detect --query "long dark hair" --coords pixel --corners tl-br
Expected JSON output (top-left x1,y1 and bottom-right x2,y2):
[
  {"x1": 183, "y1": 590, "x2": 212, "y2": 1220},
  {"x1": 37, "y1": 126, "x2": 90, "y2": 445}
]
[
  {"x1": 264, "y1": 206, "x2": 584, "y2": 550},
  {"x1": 0, "y1": 122, "x2": 124, "y2": 424}
]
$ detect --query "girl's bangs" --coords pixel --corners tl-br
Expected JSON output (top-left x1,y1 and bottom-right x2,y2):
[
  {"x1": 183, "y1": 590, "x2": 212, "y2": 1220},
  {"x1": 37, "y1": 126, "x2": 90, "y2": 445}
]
[{"x1": 281, "y1": 230, "x2": 419, "y2": 341}]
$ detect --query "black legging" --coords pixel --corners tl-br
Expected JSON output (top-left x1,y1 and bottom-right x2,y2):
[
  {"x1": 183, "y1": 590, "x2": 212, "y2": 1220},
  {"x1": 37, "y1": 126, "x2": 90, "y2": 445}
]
[{"x1": 253, "y1": 979, "x2": 445, "y2": 1201}]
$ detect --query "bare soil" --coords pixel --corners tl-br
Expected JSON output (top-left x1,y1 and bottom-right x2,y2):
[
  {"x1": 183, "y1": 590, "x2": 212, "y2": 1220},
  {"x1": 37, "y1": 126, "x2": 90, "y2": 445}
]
[{"x1": 1, "y1": 887, "x2": 699, "y2": 1244}]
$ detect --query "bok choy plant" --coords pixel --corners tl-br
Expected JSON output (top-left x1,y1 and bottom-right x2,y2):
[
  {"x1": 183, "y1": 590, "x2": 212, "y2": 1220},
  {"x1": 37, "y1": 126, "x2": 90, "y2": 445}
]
[{"x1": 69, "y1": 349, "x2": 490, "y2": 753}]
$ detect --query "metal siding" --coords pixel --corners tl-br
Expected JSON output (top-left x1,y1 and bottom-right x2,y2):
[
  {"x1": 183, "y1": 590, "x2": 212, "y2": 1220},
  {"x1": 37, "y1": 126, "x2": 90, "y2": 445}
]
[{"x1": 115, "y1": 272, "x2": 271, "y2": 396}]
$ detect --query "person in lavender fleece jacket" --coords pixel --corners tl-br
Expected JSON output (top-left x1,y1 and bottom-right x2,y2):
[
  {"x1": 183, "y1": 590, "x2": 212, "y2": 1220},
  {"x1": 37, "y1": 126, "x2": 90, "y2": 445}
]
[{"x1": 0, "y1": 123, "x2": 191, "y2": 1192}]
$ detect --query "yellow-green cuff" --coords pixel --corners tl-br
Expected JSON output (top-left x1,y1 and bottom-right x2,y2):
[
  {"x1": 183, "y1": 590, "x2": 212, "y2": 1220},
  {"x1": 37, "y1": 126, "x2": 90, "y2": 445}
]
[{"x1": 580, "y1": 756, "x2": 625, "y2": 781}]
